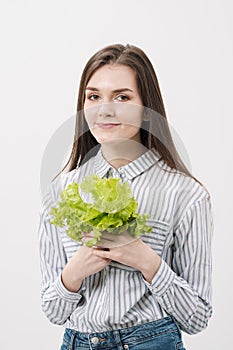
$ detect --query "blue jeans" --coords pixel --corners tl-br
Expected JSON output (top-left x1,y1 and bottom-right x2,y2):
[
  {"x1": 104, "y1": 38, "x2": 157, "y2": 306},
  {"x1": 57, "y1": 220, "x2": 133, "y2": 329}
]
[{"x1": 60, "y1": 316, "x2": 186, "y2": 349}]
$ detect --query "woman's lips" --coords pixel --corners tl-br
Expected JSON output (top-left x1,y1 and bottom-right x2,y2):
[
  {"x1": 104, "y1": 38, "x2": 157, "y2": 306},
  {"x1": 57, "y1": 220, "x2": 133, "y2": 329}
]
[{"x1": 95, "y1": 123, "x2": 121, "y2": 129}]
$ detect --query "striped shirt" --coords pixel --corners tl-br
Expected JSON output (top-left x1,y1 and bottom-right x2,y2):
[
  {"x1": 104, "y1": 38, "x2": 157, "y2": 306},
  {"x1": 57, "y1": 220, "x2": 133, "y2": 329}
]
[{"x1": 38, "y1": 147, "x2": 213, "y2": 335}]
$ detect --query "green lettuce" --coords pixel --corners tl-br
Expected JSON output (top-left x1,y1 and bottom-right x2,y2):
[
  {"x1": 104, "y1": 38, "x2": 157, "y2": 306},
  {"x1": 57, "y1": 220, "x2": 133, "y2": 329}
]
[{"x1": 50, "y1": 174, "x2": 152, "y2": 247}]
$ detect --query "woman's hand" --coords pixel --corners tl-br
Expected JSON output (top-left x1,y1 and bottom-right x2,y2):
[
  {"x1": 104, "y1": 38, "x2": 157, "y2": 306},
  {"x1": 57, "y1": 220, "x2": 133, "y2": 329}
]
[
  {"x1": 92, "y1": 238, "x2": 161, "y2": 284},
  {"x1": 61, "y1": 244, "x2": 111, "y2": 293}
]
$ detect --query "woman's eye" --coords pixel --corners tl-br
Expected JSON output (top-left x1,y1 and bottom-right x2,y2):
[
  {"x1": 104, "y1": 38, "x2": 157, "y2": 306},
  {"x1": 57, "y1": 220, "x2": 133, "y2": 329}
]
[
  {"x1": 88, "y1": 94, "x2": 100, "y2": 101},
  {"x1": 116, "y1": 95, "x2": 129, "y2": 101}
]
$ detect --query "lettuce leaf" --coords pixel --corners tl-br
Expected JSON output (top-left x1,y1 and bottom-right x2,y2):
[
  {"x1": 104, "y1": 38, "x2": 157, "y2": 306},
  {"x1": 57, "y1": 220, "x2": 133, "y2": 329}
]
[{"x1": 50, "y1": 174, "x2": 152, "y2": 247}]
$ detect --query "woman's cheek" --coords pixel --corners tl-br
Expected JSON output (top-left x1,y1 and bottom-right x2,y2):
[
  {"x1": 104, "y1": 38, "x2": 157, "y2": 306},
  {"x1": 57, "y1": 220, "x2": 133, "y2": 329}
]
[{"x1": 84, "y1": 110, "x2": 95, "y2": 129}]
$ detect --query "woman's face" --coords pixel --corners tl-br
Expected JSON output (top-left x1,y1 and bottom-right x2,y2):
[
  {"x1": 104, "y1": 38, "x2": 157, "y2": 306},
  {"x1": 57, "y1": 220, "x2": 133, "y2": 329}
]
[{"x1": 84, "y1": 64, "x2": 144, "y2": 144}]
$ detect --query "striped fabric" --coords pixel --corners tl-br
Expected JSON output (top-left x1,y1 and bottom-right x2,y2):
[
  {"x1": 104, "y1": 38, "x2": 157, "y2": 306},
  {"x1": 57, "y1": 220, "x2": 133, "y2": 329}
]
[{"x1": 38, "y1": 148, "x2": 213, "y2": 334}]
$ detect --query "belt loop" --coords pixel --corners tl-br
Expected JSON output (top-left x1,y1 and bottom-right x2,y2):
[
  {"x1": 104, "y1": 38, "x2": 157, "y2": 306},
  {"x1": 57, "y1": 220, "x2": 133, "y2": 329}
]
[{"x1": 88, "y1": 333, "x2": 93, "y2": 350}]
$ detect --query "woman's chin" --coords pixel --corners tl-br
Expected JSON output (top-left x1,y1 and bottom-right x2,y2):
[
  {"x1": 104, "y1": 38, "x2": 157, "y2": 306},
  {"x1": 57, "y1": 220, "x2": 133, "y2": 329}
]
[{"x1": 93, "y1": 133, "x2": 120, "y2": 144}]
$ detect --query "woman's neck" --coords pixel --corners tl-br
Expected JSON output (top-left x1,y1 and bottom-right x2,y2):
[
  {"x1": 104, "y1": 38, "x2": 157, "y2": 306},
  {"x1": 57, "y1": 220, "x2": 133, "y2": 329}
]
[{"x1": 101, "y1": 139, "x2": 147, "y2": 170}]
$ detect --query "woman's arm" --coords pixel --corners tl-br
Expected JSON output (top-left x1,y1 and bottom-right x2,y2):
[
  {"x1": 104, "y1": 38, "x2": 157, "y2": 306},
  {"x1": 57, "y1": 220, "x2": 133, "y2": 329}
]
[
  {"x1": 38, "y1": 204, "x2": 83, "y2": 325},
  {"x1": 155, "y1": 195, "x2": 213, "y2": 334},
  {"x1": 38, "y1": 200, "x2": 85, "y2": 325},
  {"x1": 93, "y1": 195, "x2": 213, "y2": 334},
  {"x1": 38, "y1": 193, "x2": 110, "y2": 325}
]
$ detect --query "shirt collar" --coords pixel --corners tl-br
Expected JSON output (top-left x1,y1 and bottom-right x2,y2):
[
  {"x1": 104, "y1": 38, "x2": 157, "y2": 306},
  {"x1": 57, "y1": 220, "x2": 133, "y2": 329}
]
[
  {"x1": 94, "y1": 148, "x2": 112, "y2": 178},
  {"x1": 94, "y1": 147, "x2": 162, "y2": 180}
]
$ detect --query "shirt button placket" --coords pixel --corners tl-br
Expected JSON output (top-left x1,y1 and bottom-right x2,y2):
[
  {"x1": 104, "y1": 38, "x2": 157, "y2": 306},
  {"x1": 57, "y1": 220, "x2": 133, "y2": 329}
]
[{"x1": 118, "y1": 168, "x2": 125, "y2": 181}]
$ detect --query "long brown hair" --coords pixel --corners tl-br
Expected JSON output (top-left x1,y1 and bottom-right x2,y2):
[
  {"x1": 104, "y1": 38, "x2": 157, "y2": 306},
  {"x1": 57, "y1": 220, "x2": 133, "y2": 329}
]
[{"x1": 58, "y1": 43, "x2": 203, "y2": 186}]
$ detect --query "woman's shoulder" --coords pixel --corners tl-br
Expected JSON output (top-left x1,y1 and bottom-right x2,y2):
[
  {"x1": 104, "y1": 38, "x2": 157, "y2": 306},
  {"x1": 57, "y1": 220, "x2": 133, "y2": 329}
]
[
  {"x1": 157, "y1": 159, "x2": 210, "y2": 205},
  {"x1": 155, "y1": 162, "x2": 212, "y2": 229}
]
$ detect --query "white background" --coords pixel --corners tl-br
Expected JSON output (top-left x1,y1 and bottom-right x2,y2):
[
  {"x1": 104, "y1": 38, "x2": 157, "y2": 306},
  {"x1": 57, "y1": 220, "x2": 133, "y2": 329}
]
[{"x1": 0, "y1": 1, "x2": 232, "y2": 349}]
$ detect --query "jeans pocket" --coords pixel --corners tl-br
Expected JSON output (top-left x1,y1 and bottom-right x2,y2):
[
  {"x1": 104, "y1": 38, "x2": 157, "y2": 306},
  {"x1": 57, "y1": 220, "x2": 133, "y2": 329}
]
[{"x1": 123, "y1": 331, "x2": 178, "y2": 350}]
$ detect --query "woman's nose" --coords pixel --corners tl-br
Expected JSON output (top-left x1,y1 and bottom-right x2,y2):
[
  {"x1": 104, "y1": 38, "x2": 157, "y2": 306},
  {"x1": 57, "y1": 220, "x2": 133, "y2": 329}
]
[{"x1": 98, "y1": 103, "x2": 115, "y2": 117}]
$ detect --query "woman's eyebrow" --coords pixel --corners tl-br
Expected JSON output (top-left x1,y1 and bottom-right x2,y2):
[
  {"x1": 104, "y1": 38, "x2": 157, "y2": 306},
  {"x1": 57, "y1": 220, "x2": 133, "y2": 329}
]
[{"x1": 85, "y1": 87, "x2": 134, "y2": 93}]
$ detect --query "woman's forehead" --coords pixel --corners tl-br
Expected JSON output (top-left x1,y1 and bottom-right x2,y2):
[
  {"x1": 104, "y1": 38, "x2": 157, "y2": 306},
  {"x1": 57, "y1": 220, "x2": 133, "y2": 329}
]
[{"x1": 86, "y1": 64, "x2": 137, "y2": 91}]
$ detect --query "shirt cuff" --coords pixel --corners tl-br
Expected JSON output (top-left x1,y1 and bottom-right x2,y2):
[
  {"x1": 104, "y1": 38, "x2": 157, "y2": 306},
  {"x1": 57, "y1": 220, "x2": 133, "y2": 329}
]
[
  {"x1": 142, "y1": 259, "x2": 175, "y2": 296},
  {"x1": 54, "y1": 273, "x2": 84, "y2": 303}
]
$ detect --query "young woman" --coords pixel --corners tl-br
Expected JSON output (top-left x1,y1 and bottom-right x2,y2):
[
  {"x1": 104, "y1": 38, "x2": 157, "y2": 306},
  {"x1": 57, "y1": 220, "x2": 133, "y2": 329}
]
[{"x1": 38, "y1": 44, "x2": 213, "y2": 350}]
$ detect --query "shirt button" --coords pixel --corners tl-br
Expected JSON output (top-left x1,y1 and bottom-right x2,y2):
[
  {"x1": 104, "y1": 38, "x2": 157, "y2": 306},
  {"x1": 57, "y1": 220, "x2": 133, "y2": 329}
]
[
  {"x1": 124, "y1": 345, "x2": 129, "y2": 349},
  {"x1": 91, "y1": 337, "x2": 99, "y2": 344}
]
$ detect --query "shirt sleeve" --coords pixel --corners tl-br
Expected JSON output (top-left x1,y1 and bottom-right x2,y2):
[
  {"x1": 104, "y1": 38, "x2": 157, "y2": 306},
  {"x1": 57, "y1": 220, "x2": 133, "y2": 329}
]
[
  {"x1": 38, "y1": 187, "x2": 84, "y2": 325},
  {"x1": 142, "y1": 194, "x2": 213, "y2": 334}
]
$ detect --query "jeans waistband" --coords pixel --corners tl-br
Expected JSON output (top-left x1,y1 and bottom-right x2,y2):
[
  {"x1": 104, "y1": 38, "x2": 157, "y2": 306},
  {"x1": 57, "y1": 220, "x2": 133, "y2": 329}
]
[{"x1": 63, "y1": 316, "x2": 180, "y2": 349}]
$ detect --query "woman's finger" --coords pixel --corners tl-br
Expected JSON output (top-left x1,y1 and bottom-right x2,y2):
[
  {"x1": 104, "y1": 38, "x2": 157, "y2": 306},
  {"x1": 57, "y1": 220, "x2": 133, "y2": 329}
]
[{"x1": 92, "y1": 247, "x2": 110, "y2": 258}]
